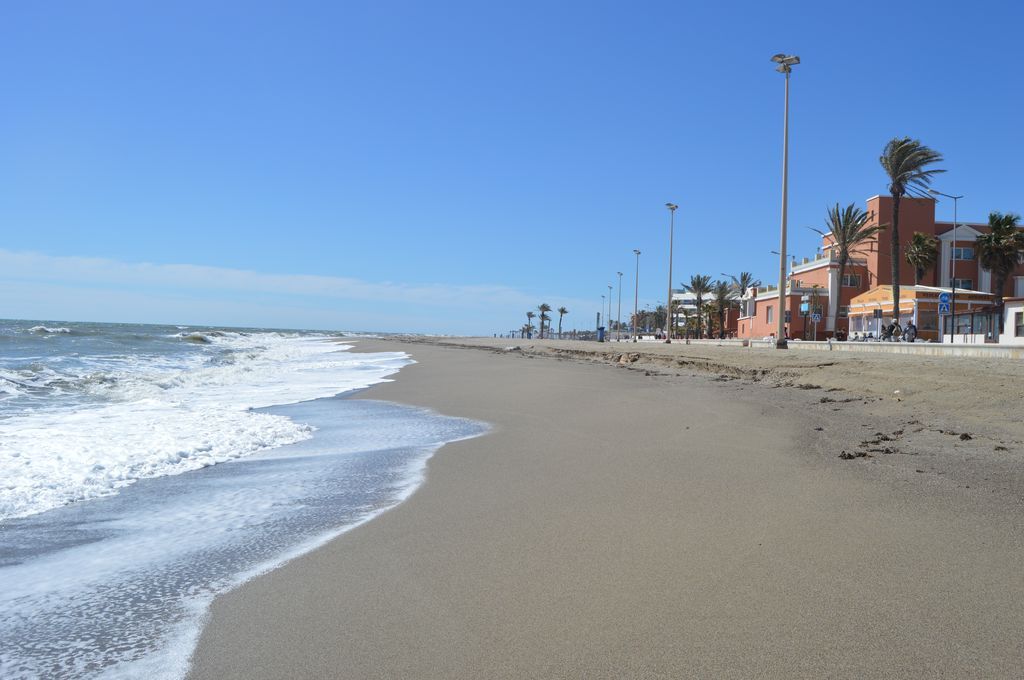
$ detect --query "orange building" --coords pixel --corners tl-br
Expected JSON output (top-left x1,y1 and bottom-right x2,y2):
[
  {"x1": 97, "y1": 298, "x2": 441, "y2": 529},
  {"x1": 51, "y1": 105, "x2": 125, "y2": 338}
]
[
  {"x1": 847, "y1": 285, "x2": 993, "y2": 342},
  {"x1": 736, "y1": 195, "x2": 1024, "y2": 340}
]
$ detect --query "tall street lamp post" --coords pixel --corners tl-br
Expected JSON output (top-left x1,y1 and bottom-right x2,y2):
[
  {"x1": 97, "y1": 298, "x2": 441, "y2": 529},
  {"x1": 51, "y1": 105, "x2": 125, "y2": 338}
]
[
  {"x1": 633, "y1": 249, "x2": 641, "y2": 342},
  {"x1": 616, "y1": 271, "x2": 623, "y2": 341},
  {"x1": 929, "y1": 189, "x2": 963, "y2": 342},
  {"x1": 607, "y1": 284, "x2": 613, "y2": 340},
  {"x1": 665, "y1": 203, "x2": 678, "y2": 343},
  {"x1": 771, "y1": 53, "x2": 799, "y2": 349}
]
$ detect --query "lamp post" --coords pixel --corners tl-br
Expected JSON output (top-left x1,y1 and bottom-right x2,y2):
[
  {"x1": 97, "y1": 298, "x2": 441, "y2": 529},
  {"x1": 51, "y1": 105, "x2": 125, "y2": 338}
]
[
  {"x1": 929, "y1": 189, "x2": 963, "y2": 342},
  {"x1": 616, "y1": 271, "x2": 623, "y2": 341},
  {"x1": 771, "y1": 53, "x2": 799, "y2": 349},
  {"x1": 665, "y1": 202, "x2": 678, "y2": 343},
  {"x1": 607, "y1": 284, "x2": 613, "y2": 340},
  {"x1": 633, "y1": 249, "x2": 641, "y2": 342}
]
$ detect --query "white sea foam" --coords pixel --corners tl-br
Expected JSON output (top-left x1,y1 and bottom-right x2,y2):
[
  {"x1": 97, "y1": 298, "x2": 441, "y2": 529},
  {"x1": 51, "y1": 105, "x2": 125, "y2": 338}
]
[
  {"x1": 0, "y1": 398, "x2": 488, "y2": 680},
  {"x1": 0, "y1": 336, "x2": 411, "y2": 520},
  {"x1": 28, "y1": 325, "x2": 72, "y2": 334}
]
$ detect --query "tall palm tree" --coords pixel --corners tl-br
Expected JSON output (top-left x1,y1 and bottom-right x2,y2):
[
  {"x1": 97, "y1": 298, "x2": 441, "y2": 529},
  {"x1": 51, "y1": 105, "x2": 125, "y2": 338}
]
[
  {"x1": 879, "y1": 137, "x2": 944, "y2": 322},
  {"x1": 976, "y1": 212, "x2": 1024, "y2": 304},
  {"x1": 710, "y1": 280, "x2": 736, "y2": 339},
  {"x1": 537, "y1": 303, "x2": 551, "y2": 339},
  {"x1": 905, "y1": 232, "x2": 940, "y2": 285},
  {"x1": 525, "y1": 311, "x2": 535, "y2": 339},
  {"x1": 809, "y1": 203, "x2": 886, "y2": 336},
  {"x1": 683, "y1": 274, "x2": 714, "y2": 339},
  {"x1": 557, "y1": 306, "x2": 568, "y2": 339}
]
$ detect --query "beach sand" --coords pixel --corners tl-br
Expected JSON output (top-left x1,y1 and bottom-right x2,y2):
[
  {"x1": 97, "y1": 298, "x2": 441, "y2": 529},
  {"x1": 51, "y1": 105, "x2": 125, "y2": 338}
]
[{"x1": 188, "y1": 339, "x2": 1024, "y2": 679}]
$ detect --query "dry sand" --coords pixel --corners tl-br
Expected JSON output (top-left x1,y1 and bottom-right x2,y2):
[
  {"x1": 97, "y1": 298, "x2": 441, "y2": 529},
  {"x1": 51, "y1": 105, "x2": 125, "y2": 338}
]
[{"x1": 188, "y1": 338, "x2": 1024, "y2": 679}]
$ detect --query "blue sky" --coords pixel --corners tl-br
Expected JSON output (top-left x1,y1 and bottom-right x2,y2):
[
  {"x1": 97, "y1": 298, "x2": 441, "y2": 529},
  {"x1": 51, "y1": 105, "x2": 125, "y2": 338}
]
[{"x1": 2, "y1": 0, "x2": 1021, "y2": 333}]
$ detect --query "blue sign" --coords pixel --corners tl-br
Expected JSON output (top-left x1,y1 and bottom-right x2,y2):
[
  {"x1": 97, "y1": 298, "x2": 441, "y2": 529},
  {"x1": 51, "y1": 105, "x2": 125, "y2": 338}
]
[
  {"x1": 938, "y1": 292, "x2": 951, "y2": 304},
  {"x1": 810, "y1": 313, "x2": 821, "y2": 323},
  {"x1": 938, "y1": 302, "x2": 951, "y2": 315}
]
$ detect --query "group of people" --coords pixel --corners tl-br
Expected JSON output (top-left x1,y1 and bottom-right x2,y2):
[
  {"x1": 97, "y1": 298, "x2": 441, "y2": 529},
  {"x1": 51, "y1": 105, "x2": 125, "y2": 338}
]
[{"x1": 849, "y1": 320, "x2": 918, "y2": 343}]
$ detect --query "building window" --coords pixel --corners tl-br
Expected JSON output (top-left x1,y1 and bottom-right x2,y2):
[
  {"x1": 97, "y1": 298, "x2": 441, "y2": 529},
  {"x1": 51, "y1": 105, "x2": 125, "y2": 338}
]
[
  {"x1": 952, "y1": 278, "x2": 973, "y2": 290},
  {"x1": 953, "y1": 247, "x2": 975, "y2": 261},
  {"x1": 841, "y1": 274, "x2": 861, "y2": 287},
  {"x1": 1016, "y1": 312, "x2": 1024, "y2": 337},
  {"x1": 839, "y1": 306, "x2": 849, "y2": 318},
  {"x1": 766, "y1": 306, "x2": 774, "y2": 324}
]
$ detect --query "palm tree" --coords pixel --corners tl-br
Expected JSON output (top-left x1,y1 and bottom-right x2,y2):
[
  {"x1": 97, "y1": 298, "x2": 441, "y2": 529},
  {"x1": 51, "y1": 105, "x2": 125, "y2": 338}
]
[
  {"x1": 710, "y1": 280, "x2": 736, "y2": 339},
  {"x1": 525, "y1": 311, "x2": 535, "y2": 339},
  {"x1": 808, "y1": 203, "x2": 886, "y2": 336},
  {"x1": 652, "y1": 305, "x2": 667, "y2": 334},
  {"x1": 879, "y1": 137, "x2": 944, "y2": 322},
  {"x1": 727, "y1": 271, "x2": 760, "y2": 297},
  {"x1": 557, "y1": 306, "x2": 568, "y2": 339},
  {"x1": 976, "y1": 212, "x2": 1024, "y2": 304},
  {"x1": 537, "y1": 303, "x2": 551, "y2": 339},
  {"x1": 905, "y1": 232, "x2": 940, "y2": 285},
  {"x1": 683, "y1": 274, "x2": 713, "y2": 338},
  {"x1": 727, "y1": 271, "x2": 760, "y2": 318}
]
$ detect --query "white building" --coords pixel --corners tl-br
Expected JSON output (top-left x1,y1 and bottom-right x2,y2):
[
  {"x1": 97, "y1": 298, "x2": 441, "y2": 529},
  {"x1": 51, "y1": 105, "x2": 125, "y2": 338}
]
[{"x1": 1002, "y1": 298, "x2": 1024, "y2": 346}]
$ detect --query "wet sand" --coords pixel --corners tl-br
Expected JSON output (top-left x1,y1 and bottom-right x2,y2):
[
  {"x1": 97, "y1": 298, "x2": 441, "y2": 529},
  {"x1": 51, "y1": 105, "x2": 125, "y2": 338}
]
[{"x1": 188, "y1": 338, "x2": 1024, "y2": 679}]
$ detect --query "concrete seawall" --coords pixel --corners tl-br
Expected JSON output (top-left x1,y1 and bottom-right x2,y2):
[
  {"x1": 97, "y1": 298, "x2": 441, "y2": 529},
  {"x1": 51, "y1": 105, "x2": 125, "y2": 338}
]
[
  {"x1": 777, "y1": 340, "x2": 1024, "y2": 359},
  {"x1": 609, "y1": 338, "x2": 1023, "y2": 358}
]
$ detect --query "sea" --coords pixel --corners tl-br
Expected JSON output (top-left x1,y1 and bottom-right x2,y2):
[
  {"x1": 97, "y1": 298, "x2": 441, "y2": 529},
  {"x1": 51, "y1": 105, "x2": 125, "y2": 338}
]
[{"x1": 0, "y1": 320, "x2": 487, "y2": 679}]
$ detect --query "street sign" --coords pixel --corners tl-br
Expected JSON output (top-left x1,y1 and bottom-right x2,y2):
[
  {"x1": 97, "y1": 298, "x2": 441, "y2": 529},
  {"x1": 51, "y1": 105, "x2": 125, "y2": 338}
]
[
  {"x1": 939, "y1": 302, "x2": 951, "y2": 315},
  {"x1": 938, "y1": 292, "x2": 951, "y2": 304},
  {"x1": 810, "y1": 313, "x2": 822, "y2": 323},
  {"x1": 873, "y1": 309, "x2": 883, "y2": 319}
]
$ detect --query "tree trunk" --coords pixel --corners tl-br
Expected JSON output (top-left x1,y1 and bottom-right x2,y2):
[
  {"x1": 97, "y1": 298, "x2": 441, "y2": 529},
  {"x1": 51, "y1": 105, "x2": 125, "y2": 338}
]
[
  {"x1": 890, "y1": 193, "x2": 902, "y2": 325},
  {"x1": 695, "y1": 297, "x2": 702, "y2": 338},
  {"x1": 914, "y1": 266, "x2": 923, "y2": 285},
  {"x1": 558, "y1": 316, "x2": 563, "y2": 339},
  {"x1": 833, "y1": 255, "x2": 847, "y2": 339},
  {"x1": 994, "y1": 273, "x2": 1006, "y2": 305}
]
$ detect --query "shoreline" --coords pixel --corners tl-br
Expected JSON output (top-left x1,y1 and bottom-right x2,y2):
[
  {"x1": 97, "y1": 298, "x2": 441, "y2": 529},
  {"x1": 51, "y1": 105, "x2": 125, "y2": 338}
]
[{"x1": 188, "y1": 338, "x2": 1024, "y2": 679}]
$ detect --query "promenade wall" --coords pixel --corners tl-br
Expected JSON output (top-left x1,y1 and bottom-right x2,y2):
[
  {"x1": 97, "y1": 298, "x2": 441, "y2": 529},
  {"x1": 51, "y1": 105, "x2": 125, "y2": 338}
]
[{"x1": 774, "y1": 340, "x2": 1024, "y2": 359}]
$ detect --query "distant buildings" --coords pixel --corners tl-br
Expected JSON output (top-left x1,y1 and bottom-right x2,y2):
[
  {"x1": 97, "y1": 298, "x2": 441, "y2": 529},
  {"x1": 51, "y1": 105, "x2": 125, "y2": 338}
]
[{"x1": 735, "y1": 196, "x2": 1024, "y2": 342}]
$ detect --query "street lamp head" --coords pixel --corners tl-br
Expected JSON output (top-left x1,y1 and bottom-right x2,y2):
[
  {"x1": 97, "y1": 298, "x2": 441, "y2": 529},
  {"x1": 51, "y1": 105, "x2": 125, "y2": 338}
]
[
  {"x1": 771, "y1": 53, "x2": 800, "y2": 65},
  {"x1": 633, "y1": 249, "x2": 641, "y2": 256},
  {"x1": 665, "y1": 202, "x2": 678, "y2": 211},
  {"x1": 929, "y1": 188, "x2": 964, "y2": 200},
  {"x1": 772, "y1": 53, "x2": 800, "y2": 73}
]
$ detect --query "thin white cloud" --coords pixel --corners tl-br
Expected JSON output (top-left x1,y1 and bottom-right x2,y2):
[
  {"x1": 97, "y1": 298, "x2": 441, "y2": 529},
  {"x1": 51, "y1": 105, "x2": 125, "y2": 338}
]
[{"x1": 0, "y1": 249, "x2": 596, "y2": 333}]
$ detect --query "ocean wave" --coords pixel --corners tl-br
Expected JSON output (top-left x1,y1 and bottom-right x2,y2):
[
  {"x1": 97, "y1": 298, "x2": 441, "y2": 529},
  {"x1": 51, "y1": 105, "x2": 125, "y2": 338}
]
[
  {"x1": 0, "y1": 337, "x2": 413, "y2": 520},
  {"x1": 28, "y1": 325, "x2": 73, "y2": 335},
  {"x1": 176, "y1": 330, "x2": 235, "y2": 344},
  {"x1": 177, "y1": 332, "x2": 212, "y2": 344}
]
